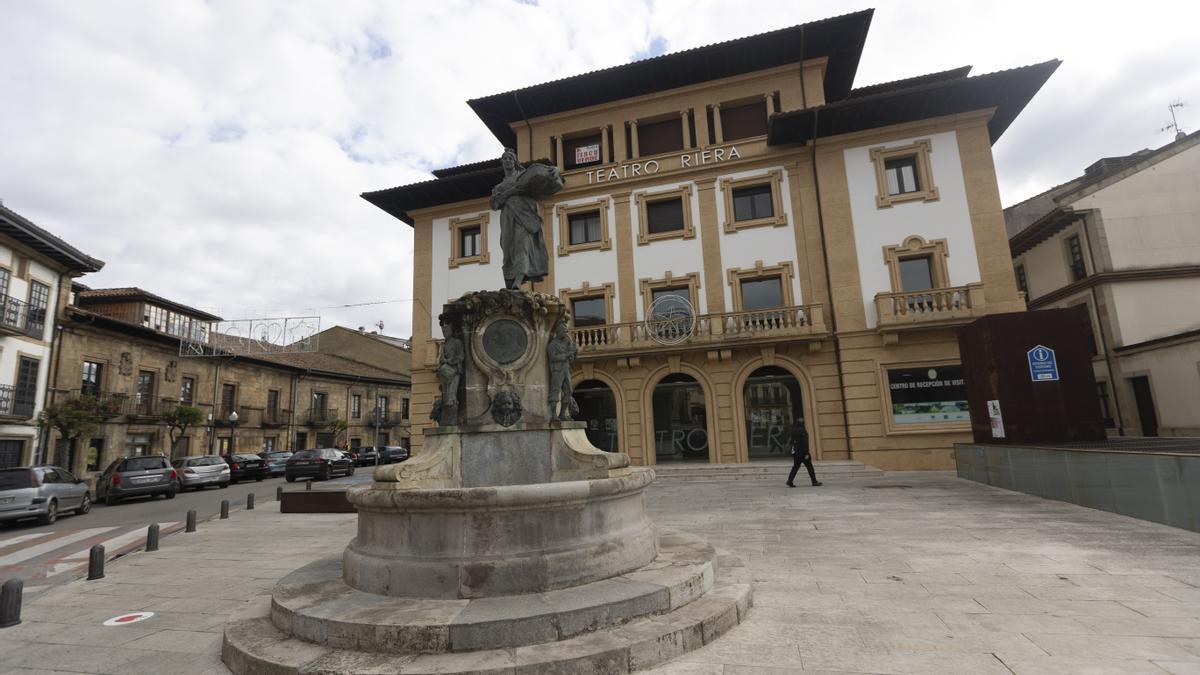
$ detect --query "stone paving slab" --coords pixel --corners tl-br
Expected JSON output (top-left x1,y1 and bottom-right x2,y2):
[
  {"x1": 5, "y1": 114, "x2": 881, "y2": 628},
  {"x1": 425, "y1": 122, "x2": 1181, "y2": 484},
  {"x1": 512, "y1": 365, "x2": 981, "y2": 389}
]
[{"x1": 1, "y1": 470, "x2": 1199, "y2": 673}]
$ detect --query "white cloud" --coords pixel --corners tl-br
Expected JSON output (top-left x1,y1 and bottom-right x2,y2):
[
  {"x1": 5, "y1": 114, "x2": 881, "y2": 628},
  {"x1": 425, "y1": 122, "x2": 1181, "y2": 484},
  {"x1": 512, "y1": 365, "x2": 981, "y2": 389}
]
[{"x1": 1, "y1": 0, "x2": 1197, "y2": 339}]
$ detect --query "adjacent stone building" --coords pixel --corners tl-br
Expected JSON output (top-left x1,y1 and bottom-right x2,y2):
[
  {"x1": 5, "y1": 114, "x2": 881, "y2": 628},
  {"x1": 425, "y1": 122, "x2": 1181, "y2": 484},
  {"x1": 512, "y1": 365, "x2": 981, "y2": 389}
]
[
  {"x1": 0, "y1": 203, "x2": 103, "y2": 468},
  {"x1": 1007, "y1": 129, "x2": 1200, "y2": 437},
  {"x1": 47, "y1": 286, "x2": 411, "y2": 483},
  {"x1": 364, "y1": 10, "x2": 1058, "y2": 470}
]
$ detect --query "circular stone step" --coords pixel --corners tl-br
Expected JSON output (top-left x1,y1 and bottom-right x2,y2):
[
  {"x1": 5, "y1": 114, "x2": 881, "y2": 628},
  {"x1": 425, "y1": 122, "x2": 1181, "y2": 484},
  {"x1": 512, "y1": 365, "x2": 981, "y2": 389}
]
[
  {"x1": 224, "y1": 578, "x2": 751, "y2": 675},
  {"x1": 269, "y1": 529, "x2": 716, "y2": 654}
]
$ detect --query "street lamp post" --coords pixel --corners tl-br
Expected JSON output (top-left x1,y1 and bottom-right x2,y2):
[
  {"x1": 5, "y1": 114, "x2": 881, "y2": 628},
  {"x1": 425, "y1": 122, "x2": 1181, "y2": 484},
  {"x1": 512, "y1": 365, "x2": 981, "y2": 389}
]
[{"x1": 228, "y1": 410, "x2": 239, "y2": 454}]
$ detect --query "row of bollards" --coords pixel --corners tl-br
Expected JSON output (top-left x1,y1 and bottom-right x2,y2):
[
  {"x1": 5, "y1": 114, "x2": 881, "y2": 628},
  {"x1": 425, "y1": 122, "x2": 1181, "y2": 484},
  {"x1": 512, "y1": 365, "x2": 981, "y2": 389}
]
[{"x1": 5, "y1": 491, "x2": 278, "y2": 631}]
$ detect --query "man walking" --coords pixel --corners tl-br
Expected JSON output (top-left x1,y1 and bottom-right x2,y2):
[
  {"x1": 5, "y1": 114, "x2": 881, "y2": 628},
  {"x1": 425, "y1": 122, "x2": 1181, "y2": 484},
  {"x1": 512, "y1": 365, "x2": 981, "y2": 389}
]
[{"x1": 787, "y1": 419, "x2": 822, "y2": 487}]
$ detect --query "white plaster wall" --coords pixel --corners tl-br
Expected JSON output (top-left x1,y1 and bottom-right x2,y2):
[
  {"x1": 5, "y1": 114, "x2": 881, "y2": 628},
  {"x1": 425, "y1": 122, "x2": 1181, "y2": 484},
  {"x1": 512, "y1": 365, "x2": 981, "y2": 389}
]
[
  {"x1": 550, "y1": 196, "x2": 621, "y2": 321},
  {"x1": 1015, "y1": 233, "x2": 1074, "y2": 302},
  {"x1": 714, "y1": 166, "x2": 803, "y2": 309},
  {"x1": 430, "y1": 210, "x2": 501, "y2": 339},
  {"x1": 844, "y1": 130, "x2": 981, "y2": 328},
  {"x1": 629, "y1": 181, "x2": 707, "y2": 321},
  {"x1": 1070, "y1": 143, "x2": 1200, "y2": 269},
  {"x1": 1109, "y1": 277, "x2": 1200, "y2": 347},
  {"x1": 1116, "y1": 339, "x2": 1200, "y2": 433}
]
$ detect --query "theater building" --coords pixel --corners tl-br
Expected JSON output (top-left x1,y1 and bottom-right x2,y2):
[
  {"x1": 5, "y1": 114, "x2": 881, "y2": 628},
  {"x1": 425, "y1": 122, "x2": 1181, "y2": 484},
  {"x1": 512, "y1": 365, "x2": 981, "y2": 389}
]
[{"x1": 365, "y1": 9, "x2": 1058, "y2": 469}]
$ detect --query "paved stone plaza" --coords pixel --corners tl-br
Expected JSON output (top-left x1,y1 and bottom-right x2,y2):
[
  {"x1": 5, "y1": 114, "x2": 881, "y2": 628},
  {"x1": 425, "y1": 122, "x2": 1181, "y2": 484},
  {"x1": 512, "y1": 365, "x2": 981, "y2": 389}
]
[{"x1": 2, "y1": 469, "x2": 1199, "y2": 674}]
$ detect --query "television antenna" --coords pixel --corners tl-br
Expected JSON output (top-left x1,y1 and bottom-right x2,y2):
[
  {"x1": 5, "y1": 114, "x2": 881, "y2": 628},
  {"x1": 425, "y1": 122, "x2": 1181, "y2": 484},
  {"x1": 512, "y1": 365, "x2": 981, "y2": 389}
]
[{"x1": 1160, "y1": 100, "x2": 1187, "y2": 140}]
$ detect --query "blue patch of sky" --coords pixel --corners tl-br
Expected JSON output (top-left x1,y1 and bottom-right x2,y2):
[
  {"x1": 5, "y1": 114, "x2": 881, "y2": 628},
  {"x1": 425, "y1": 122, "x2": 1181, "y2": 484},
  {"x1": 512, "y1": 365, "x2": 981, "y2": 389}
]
[
  {"x1": 209, "y1": 122, "x2": 246, "y2": 143},
  {"x1": 633, "y1": 35, "x2": 669, "y2": 62}
]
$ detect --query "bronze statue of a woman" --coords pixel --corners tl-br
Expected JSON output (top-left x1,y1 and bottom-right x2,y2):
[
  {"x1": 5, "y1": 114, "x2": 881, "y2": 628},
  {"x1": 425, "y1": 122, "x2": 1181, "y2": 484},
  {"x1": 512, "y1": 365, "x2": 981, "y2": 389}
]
[{"x1": 489, "y1": 148, "x2": 564, "y2": 290}]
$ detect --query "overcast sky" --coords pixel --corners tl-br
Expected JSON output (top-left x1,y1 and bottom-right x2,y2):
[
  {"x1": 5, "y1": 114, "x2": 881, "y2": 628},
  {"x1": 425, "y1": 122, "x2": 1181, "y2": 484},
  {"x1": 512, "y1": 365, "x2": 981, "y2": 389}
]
[{"x1": 2, "y1": 1, "x2": 1196, "y2": 339}]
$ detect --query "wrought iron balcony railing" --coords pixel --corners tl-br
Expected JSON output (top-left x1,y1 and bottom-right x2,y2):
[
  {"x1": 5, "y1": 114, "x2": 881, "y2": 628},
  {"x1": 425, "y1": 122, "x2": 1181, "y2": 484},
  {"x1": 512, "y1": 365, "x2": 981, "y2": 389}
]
[
  {"x1": 874, "y1": 284, "x2": 987, "y2": 329},
  {"x1": 0, "y1": 293, "x2": 46, "y2": 339}
]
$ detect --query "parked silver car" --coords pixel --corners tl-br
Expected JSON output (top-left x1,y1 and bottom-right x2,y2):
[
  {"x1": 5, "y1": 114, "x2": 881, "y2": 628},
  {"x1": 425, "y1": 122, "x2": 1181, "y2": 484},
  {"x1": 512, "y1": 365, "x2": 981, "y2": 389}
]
[
  {"x1": 171, "y1": 455, "x2": 231, "y2": 491},
  {"x1": 0, "y1": 465, "x2": 92, "y2": 525}
]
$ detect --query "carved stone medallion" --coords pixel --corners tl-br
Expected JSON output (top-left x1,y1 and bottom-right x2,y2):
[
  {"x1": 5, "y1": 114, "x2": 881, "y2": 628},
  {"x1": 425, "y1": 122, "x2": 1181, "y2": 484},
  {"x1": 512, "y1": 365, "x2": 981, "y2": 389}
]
[{"x1": 482, "y1": 318, "x2": 528, "y2": 365}]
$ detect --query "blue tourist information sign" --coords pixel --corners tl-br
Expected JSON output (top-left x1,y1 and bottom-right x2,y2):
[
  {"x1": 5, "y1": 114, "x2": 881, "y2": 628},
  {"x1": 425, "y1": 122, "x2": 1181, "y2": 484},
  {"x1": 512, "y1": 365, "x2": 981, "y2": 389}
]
[{"x1": 1027, "y1": 345, "x2": 1059, "y2": 382}]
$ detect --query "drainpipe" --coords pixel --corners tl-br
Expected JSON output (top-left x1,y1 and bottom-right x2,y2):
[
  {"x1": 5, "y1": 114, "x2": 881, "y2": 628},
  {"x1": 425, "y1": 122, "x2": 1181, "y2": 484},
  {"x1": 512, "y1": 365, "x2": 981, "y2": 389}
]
[
  {"x1": 809, "y1": 110, "x2": 854, "y2": 460},
  {"x1": 1080, "y1": 211, "x2": 1124, "y2": 436}
]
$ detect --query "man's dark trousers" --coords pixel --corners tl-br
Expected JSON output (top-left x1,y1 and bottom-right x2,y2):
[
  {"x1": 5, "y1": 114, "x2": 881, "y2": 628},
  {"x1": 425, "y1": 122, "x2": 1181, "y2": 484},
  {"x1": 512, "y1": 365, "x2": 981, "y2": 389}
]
[{"x1": 788, "y1": 452, "x2": 817, "y2": 486}]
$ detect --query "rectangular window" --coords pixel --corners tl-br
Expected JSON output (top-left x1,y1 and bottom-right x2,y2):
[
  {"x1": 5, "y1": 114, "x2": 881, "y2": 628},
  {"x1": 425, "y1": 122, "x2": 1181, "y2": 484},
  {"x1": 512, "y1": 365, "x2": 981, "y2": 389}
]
[
  {"x1": 460, "y1": 226, "x2": 481, "y2": 258},
  {"x1": 221, "y1": 383, "x2": 236, "y2": 417},
  {"x1": 645, "y1": 198, "x2": 686, "y2": 234},
  {"x1": 136, "y1": 371, "x2": 155, "y2": 415},
  {"x1": 81, "y1": 361, "x2": 103, "y2": 397},
  {"x1": 898, "y1": 256, "x2": 935, "y2": 292},
  {"x1": 86, "y1": 438, "x2": 104, "y2": 472},
  {"x1": 1015, "y1": 264, "x2": 1029, "y2": 295},
  {"x1": 1066, "y1": 234, "x2": 1087, "y2": 282},
  {"x1": 568, "y1": 210, "x2": 602, "y2": 245},
  {"x1": 719, "y1": 99, "x2": 768, "y2": 141},
  {"x1": 26, "y1": 280, "x2": 50, "y2": 338},
  {"x1": 572, "y1": 297, "x2": 607, "y2": 327},
  {"x1": 887, "y1": 365, "x2": 969, "y2": 425},
  {"x1": 401, "y1": 398, "x2": 410, "y2": 420},
  {"x1": 731, "y1": 184, "x2": 774, "y2": 222},
  {"x1": 884, "y1": 156, "x2": 921, "y2": 195},
  {"x1": 1097, "y1": 382, "x2": 1113, "y2": 428},
  {"x1": 739, "y1": 276, "x2": 784, "y2": 311},
  {"x1": 13, "y1": 357, "x2": 39, "y2": 417},
  {"x1": 351, "y1": 394, "x2": 362, "y2": 419},
  {"x1": 564, "y1": 132, "x2": 603, "y2": 170},
  {"x1": 180, "y1": 376, "x2": 195, "y2": 405},
  {"x1": 637, "y1": 117, "x2": 683, "y2": 156}
]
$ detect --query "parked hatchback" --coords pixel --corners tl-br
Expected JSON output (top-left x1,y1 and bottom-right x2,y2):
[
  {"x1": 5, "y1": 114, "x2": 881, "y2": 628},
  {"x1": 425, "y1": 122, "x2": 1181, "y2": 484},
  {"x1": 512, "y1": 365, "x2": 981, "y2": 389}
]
[
  {"x1": 222, "y1": 453, "x2": 268, "y2": 483},
  {"x1": 171, "y1": 455, "x2": 230, "y2": 491},
  {"x1": 284, "y1": 448, "x2": 354, "y2": 482},
  {"x1": 259, "y1": 451, "x2": 293, "y2": 477},
  {"x1": 0, "y1": 466, "x2": 92, "y2": 525},
  {"x1": 95, "y1": 455, "x2": 177, "y2": 506}
]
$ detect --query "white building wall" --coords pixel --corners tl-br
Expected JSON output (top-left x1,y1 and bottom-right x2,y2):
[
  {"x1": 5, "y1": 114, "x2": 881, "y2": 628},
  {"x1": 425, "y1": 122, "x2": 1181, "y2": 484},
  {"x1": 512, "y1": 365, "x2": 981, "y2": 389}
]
[
  {"x1": 1070, "y1": 143, "x2": 1200, "y2": 270},
  {"x1": 629, "y1": 180, "x2": 706, "y2": 322},
  {"x1": 549, "y1": 195, "x2": 621, "y2": 321},
  {"x1": 714, "y1": 165, "x2": 803, "y2": 310},
  {"x1": 1109, "y1": 277, "x2": 1200, "y2": 347},
  {"x1": 430, "y1": 209, "x2": 501, "y2": 339},
  {"x1": 844, "y1": 130, "x2": 982, "y2": 328}
]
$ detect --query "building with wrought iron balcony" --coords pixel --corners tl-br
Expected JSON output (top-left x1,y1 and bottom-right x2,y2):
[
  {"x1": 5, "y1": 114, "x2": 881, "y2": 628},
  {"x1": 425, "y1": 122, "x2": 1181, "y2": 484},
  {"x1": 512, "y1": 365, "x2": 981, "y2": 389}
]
[{"x1": 364, "y1": 9, "x2": 1056, "y2": 470}]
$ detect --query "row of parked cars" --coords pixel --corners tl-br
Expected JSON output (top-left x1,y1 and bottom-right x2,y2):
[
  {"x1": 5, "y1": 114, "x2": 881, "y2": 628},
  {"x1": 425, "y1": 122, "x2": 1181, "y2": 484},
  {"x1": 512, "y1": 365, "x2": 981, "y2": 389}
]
[{"x1": 0, "y1": 446, "x2": 409, "y2": 526}]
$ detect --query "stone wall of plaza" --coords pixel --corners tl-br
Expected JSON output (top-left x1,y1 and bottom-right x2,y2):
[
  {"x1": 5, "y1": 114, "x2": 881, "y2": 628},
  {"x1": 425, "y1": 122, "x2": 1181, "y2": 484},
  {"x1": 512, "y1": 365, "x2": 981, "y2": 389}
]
[
  {"x1": 405, "y1": 109, "x2": 1025, "y2": 470},
  {"x1": 47, "y1": 318, "x2": 411, "y2": 483}
]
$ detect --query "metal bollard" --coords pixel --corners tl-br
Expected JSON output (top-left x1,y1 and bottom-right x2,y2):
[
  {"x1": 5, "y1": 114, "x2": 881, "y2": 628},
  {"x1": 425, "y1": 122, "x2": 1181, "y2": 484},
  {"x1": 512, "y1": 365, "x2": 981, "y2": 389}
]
[
  {"x1": 276, "y1": 486, "x2": 283, "y2": 501},
  {"x1": 246, "y1": 493, "x2": 255, "y2": 510},
  {"x1": 306, "y1": 480, "x2": 313, "y2": 491},
  {"x1": 87, "y1": 544, "x2": 105, "y2": 581},
  {"x1": 0, "y1": 579, "x2": 22, "y2": 628},
  {"x1": 220, "y1": 499, "x2": 230, "y2": 519},
  {"x1": 146, "y1": 523, "x2": 160, "y2": 552},
  {"x1": 185, "y1": 509, "x2": 197, "y2": 532}
]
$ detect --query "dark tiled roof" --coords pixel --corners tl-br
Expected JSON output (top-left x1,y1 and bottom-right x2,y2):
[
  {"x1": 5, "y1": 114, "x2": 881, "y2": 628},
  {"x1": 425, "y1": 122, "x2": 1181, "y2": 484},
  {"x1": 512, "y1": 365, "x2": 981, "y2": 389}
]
[
  {"x1": 768, "y1": 60, "x2": 1061, "y2": 147},
  {"x1": 467, "y1": 9, "x2": 874, "y2": 148},
  {"x1": 0, "y1": 203, "x2": 104, "y2": 273},
  {"x1": 77, "y1": 287, "x2": 223, "y2": 322}
]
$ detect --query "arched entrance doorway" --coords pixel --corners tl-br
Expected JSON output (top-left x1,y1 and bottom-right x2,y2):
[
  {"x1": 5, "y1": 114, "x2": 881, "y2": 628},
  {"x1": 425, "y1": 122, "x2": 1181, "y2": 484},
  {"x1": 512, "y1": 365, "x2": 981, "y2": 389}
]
[
  {"x1": 574, "y1": 379, "x2": 619, "y2": 452},
  {"x1": 652, "y1": 373, "x2": 709, "y2": 462},
  {"x1": 743, "y1": 366, "x2": 803, "y2": 460}
]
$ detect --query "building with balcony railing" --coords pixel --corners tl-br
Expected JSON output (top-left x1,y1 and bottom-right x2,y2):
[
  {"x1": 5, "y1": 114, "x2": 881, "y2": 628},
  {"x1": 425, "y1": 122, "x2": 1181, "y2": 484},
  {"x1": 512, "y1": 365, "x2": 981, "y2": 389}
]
[
  {"x1": 0, "y1": 203, "x2": 104, "y2": 469},
  {"x1": 363, "y1": 10, "x2": 1053, "y2": 470},
  {"x1": 44, "y1": 285, "x2": 411, "y2": 483}
]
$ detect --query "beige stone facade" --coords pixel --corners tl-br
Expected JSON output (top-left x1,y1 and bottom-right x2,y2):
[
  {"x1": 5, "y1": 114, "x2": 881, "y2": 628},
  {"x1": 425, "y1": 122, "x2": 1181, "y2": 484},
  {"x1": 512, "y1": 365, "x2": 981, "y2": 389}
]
[
  {"x1": 46, "y1": 289, "x2": 410, "y2": 484},
  {"x1": 366, "y1": 12, "x2": 1057, "y2": 470}
]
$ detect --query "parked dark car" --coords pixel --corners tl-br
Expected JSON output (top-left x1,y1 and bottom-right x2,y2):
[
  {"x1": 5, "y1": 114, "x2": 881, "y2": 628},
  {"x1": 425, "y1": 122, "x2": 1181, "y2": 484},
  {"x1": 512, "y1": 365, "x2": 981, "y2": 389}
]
[
  {"x1": 95, "y1": 455, "x2": 177, "y2": 506},
  {"x1": 378, "y1": 446, "x2": 409, "y2": 464},
  {"x1": 284, "y1": 448, "x2": 354, "y2": 482},
  {"x1": 349, "y1": 446, "x2": 378, "y2": 466},
  {"x1": 259, "y1": 451, "x2": 293, "y2": 477},
  {"x1": 0, "y1": 466, "x2": 92, "y2": 525},
  {"x1": 222, "y1": 453, "x2": 268, "y2": 483}
]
